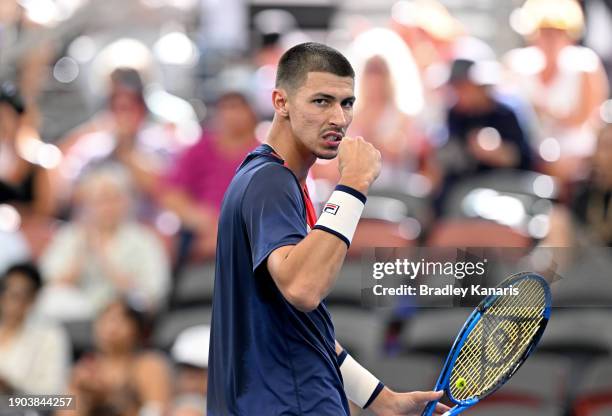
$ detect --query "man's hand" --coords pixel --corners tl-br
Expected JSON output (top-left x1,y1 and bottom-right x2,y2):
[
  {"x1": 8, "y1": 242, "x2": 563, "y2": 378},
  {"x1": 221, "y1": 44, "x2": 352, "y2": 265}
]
[
  {"x1": 369, "y1": 388, "x2": 450, "y2": 416},
  {"x1": 337, "y1": 136, "x2": 382, "y2": 195}
]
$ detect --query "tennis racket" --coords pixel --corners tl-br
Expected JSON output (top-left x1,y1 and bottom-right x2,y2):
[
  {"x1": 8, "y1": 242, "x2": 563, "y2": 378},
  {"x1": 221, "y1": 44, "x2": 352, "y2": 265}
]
[{"x1": 422, "y1": 271, "x2": 552, "y2": 416}]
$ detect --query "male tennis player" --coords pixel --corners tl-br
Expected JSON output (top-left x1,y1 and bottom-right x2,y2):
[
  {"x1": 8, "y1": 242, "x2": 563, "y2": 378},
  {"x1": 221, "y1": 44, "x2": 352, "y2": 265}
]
[{"x1": 208, "y1": 42, "x2": 450, "y2": 416}]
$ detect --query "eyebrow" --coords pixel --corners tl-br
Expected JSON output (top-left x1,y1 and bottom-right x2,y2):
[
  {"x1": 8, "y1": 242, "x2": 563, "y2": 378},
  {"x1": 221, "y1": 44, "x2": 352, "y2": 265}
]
[{"x1": 311, "y1": 93, "x2": 356, "y2": 102}]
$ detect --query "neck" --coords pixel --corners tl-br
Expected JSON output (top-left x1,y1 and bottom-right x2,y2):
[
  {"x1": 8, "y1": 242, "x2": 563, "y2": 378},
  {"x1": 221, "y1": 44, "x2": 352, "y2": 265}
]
[{"x1": 265, "y1": 117, "x2": 316, "y2": 183}]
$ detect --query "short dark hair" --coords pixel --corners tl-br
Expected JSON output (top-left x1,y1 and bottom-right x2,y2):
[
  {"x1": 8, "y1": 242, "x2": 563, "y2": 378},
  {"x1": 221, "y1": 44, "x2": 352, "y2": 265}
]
[
  {"x1": 2, "y1": 262, "x2": 43, "y2": 295},
  {"x1": 275, "y1": 42, "x2": 355, "y2": 91}
]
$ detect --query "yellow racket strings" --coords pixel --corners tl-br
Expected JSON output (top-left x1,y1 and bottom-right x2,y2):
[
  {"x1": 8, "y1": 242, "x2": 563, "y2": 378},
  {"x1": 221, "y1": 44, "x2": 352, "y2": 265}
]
[{"x1": 449, "y1": 279, "x2": 546, "y2": 401}]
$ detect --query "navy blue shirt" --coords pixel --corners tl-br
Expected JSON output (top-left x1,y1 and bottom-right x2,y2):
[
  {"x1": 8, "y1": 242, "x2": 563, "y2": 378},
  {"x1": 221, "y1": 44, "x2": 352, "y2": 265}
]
[
  {"x1": 448, "y1": 99, "x2": 533, "y2": 172},
  {"x1": 208, "y1": 144, "x2": 350, "y2": 415}
]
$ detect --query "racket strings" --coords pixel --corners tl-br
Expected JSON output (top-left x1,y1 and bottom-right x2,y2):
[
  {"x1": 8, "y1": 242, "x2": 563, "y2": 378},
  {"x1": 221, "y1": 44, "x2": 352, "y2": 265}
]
[{"x1": 449, "y1": 279, "x2": 546, "y2": 401}]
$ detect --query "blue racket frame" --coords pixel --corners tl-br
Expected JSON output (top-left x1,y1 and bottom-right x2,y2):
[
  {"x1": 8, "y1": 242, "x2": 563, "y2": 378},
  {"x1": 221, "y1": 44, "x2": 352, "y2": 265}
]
[{"x1": 422, "y1": 272, "x2": 552, "y2": 416}]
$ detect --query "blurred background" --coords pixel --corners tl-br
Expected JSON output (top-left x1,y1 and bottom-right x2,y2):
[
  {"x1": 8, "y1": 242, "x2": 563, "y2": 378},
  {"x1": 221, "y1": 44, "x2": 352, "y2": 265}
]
[{"x1": 1, "y1": 0, "x2": 612, "y2": 415}]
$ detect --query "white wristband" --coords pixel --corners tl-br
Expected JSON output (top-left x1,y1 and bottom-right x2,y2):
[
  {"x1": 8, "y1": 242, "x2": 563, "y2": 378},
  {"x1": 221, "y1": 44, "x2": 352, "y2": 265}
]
[
  {"x1": 314, "y1": 185, "x2": 366, "y2": 247},
  {"x1": 339, "y1": 352, "x2": 383, "y2": 408}
]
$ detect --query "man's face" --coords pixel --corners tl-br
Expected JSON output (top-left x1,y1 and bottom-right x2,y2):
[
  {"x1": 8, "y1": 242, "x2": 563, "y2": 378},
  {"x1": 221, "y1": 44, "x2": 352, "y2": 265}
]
[{"x1": 284, "y1": 72, "x2": 355, "y2": 160}]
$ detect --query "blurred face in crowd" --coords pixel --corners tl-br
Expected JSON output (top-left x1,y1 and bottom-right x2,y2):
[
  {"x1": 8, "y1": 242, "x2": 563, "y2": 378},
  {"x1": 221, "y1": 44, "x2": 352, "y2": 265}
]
[
  {"x1": 593, "y1": 125, "x2": 612, "y2": 188},
  {"x1": 361, "y1": 56, "x2": 393, "y2": 104},
  {"x1": 0, "y1": 103, "x2": 19, "y2": 144},
  {"x1": 215, "y1": 94, "x2": 257, "y2": 139},
  {"x1": 109, "y1": 90, "x2": 147, "y2": 137},
  {"x1": 281, "y1": 71, "x2": 355, "y2": 160},
  {"x1": 450, "y1": 80, "x2": 489, "y2": 113},
  {"x1": 80, "y1": 174, "x2": 130, "y2": 230},
  {"x1": 532, "y1": 28, "x2": 572, "y2": 59},
  {"x1": 95, "y1": 301, "x2": 140, "y2": 354},
  {"x1": 0, "y1": 272, "x2": 36, "y2": 325}
]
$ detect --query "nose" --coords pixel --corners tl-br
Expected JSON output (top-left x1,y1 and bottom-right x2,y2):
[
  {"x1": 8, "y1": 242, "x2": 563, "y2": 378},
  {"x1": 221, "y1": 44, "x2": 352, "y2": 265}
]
[{"x1": 328, "y1": 102, "x2": 349, "y2": 128}]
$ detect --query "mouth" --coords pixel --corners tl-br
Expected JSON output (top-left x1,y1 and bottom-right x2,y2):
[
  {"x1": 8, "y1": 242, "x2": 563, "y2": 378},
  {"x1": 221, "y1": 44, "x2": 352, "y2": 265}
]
[{"x1": 322, "y1": 131, "x2": 344, "y2": 147}]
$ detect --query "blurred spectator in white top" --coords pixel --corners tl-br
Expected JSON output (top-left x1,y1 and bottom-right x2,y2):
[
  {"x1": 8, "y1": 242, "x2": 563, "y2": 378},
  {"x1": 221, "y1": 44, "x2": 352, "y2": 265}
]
[
  {"x1": 37, "y1": 166, "x2": 170, "y2": 321},
  {"x1": 0, "y1": 262, "x2": 70, "y2": 394},
  {"x1": 505, "y1": 0, "x2": 609, "y2": 183},
  {"x1": 313, "y1": 28, "x2": 427, "y2": 192},
  {"x1": 390, "y1": 0, "x2": 465, "y2": 130}
]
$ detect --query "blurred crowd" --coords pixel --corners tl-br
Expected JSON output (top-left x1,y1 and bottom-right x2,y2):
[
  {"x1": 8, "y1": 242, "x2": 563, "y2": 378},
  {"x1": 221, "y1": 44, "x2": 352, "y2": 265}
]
[{"x1": 1, "y1": 0, "x2": 612, "y2": 415}]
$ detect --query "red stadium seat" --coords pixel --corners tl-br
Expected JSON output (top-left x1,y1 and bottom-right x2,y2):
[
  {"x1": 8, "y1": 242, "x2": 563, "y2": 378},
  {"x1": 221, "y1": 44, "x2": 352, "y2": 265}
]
[{"x1": 426, "y1": 220, "x2": 531, "y2": 248}]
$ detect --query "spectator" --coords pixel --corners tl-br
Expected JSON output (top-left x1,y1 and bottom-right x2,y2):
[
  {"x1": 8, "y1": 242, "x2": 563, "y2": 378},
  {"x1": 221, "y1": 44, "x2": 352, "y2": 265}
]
[
  {"x1": 161, "y1": 91, "x2": 259, "y2": 258},
  {"x1": 0, "y1": 0, "x2": 54, "y2": 128},
  {"x1": 0, "y1": 81, "x2": 55, "y2": 217},
  {"x1": 0, "y1": 262, "x2": 70, "y2": 394},
  {"x1": 169, "y1": 325, "x2": 209, "y2": 415},
  {"x1": 58, "y1": 67, "x2": 185, "y2": 222},
  {"x1": 171, "y1": 325, "x2": 209, "y2": 397},
  {"x1": 545, "y1": 123, "x2": 612, "y2": 247},
  {"x1": 505, "y1": 0, "x2": 609, "y2": 182},
  {"x1": 432, "y1": 55, "x2": 533, "y2": 215},
  {"x1": 38, "y1": 166, "x2": 170, "y2": 320},
  {"x1": 56, "y1": 297, "x2": 172, "y2": 416},
  {"x1": 349, "y1": 55, "x2": 422, "y2": 171}
]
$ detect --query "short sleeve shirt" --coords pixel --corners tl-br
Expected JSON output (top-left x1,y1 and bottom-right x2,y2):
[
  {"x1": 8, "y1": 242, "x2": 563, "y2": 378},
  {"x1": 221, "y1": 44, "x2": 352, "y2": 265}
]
[{"x1": 207, "y1": 144, "x2": 349, "y2": 416}]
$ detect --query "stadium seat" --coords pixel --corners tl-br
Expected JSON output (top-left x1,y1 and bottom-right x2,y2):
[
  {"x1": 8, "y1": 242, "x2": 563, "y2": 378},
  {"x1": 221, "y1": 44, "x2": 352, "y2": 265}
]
[
  {"x1": 329, "y1": 306, "x2": 385, "y2": 362},
  {"x1": 442, "y1": 170, "x2": 559, "y2": 218},
  {"x1": 400, "y1": 308, "x2": 473, "y2": 354},
  {"x1": 349, "y1": 219, "x2": 416, "y2": 257},
  {"x1": 490, "y1": 355, "x2": 571, "y2": 406},
  {"x1": 551, "y1": 248, "x2": 612, "y2": 307},
  {"x1": 153, "y1": 306, "x2": 213, "y2": 351},
  {"x1": 538, "y1": 309, "x2": 612, "y2": 355},
  {"x1": 172, "y1": 261, "x2": 216, "y2": 307},
  {"x1": 366, "y1": 354, "x2": 443, "y2": 393},
  {"x1": 426, "y1": 220, "x2": 531, "y2": 248},
  {"x1": 326, "y1": 259, "x2": 367, "y2": 307},
  {"x1": 573, "y1": 358, "x2": 612, "y2": 416},
  {"x1": 461, "y1": 403, "x2": 562, "y2": 416},
  {"x1": 62, "y1": 319, "x2": 94, "y2": 359}
]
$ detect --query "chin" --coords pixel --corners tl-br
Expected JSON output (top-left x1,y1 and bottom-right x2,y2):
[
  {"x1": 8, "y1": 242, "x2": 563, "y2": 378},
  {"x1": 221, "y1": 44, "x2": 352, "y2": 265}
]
[{"x1": 315, "y1": 148, "x2": 339, "y2": 160}]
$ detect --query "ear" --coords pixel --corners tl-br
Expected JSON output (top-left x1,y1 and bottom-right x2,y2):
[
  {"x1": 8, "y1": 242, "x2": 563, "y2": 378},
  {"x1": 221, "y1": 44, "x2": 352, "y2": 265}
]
[{"x1": 272, "y1": 88, "x2": 290, "y2": 118}]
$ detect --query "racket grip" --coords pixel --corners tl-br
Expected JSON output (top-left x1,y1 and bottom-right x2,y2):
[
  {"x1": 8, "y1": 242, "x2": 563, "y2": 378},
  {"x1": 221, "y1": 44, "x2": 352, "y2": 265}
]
[{"x1": 421, "y1": 400, "x2": 437, "y2": 416}]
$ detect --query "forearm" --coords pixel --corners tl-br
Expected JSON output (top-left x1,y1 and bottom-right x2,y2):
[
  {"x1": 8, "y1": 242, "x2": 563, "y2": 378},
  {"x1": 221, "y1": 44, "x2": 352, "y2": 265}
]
[
  {"x1": 335, "y1": 340, "x2": 384, "y2": 410},
  {"x1": 270, "y1": 180, "x2": 369, "y2": 311}
]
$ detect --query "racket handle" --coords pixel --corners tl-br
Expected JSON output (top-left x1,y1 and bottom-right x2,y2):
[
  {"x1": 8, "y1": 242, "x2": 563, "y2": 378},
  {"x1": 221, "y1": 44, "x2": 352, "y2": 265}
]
[{"x1": 421, "y1": 400, "x2": 437, "y2": 416}]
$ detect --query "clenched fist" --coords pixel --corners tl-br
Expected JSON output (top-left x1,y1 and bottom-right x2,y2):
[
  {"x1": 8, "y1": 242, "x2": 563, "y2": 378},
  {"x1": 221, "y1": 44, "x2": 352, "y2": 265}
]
[{"x1": 337, "y1": 136, "x2": 382, "y2": 195}]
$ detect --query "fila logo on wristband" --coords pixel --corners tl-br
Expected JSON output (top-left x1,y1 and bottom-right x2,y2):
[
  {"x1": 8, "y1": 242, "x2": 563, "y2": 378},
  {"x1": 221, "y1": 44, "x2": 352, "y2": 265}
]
[
  {"x1": 323, "y1": 203, "x2": 340, "y2": 215},
  {"x1": 314, "y1": 185, "x2": 366, "y2": 247}
]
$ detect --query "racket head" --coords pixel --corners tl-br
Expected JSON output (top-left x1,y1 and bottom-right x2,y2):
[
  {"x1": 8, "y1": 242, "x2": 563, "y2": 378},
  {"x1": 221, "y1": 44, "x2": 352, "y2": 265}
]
[{"x1": 440, "y1": 272, "x2": 551, "y2": 406}]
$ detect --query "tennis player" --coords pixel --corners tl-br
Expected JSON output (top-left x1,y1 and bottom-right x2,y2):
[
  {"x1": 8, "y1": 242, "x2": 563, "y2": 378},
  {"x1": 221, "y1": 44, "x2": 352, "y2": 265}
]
[{"x1": 208, "y1": 42, "x2": 450, "y2": 416}]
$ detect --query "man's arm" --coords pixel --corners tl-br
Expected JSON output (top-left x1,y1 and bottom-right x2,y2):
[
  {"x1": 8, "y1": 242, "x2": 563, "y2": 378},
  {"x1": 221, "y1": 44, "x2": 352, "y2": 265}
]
[
  {"x1": 267, "y1": 136, "x2": 380, "y2": 312},
  {"x1": 335, "y1": 341, "x2": 451, "y2": 416}
]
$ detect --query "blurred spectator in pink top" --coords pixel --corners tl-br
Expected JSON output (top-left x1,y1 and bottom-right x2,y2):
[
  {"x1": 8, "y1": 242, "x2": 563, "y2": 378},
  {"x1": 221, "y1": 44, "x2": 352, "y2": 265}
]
[{"x1": 161, "y1": 91, "x2": 259, "y2": 259}]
